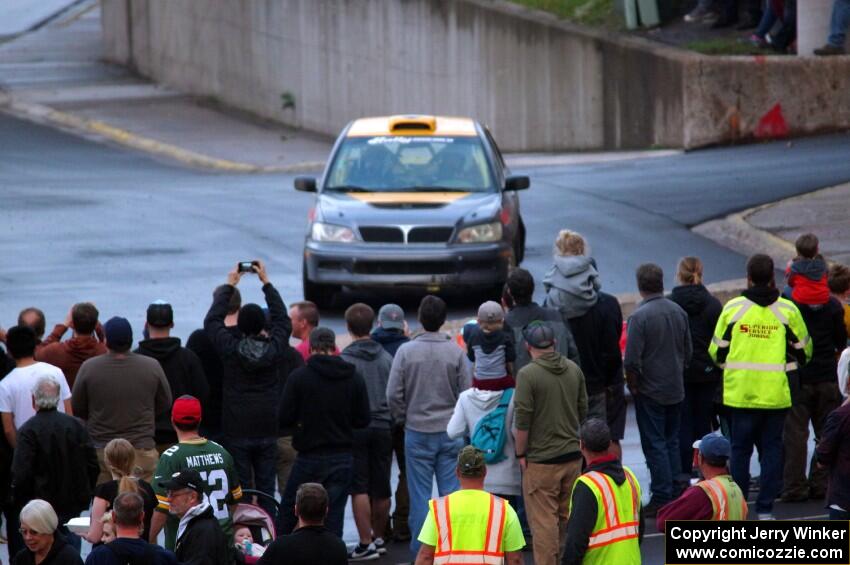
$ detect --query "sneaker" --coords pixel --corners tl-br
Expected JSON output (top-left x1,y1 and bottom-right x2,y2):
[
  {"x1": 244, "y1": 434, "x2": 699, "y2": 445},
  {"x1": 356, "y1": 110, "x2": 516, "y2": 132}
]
[
  {"x1": 684, "y1": 6, "x2": 710, "y2": 22},
  {"x1": 814, "y1": 44, "x2": 846, "y2": 56},
  {"x1": 372, "y1": 537, "x2": 387, "y2": 555},
  {"x1": 747, "y1": 34, "x2": 768, "y2": 49},
  {"x1": 758, "y1": 512, "x2": 776, "y2": 521},
  {"x1": 349, "y1": 543, "x2": 380, "y2": 561},
  {"x1": 643, "y1": 498, "x2": 668, "y2": 518}
]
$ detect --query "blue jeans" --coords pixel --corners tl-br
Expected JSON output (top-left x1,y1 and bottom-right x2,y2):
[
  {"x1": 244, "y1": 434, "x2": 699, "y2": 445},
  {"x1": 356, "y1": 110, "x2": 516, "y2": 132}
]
[
  {"x1": 225, "y1": 436, "x2": 279, "y2": 517},
  {"x1": 278, "y1": 451, "x2": 353, "y2": 538},
  {"x1": 405, "y1": 430, "x2": 463, "y2": 556},
  {"x1": 635, "y1": 396, "x2": 682, "y2": 503},
  {"x1": 728, "y1": 408, "x2": 786, "y2": 513},
  {"x1": 829, "y1": 0, "x2": 850, "y2": 47}
]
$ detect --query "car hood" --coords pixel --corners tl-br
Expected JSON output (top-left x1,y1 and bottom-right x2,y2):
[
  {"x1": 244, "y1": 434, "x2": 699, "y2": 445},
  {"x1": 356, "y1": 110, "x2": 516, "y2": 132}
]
[{"x1": 315, "y1": 191, "x2": 502, "y2": 227}]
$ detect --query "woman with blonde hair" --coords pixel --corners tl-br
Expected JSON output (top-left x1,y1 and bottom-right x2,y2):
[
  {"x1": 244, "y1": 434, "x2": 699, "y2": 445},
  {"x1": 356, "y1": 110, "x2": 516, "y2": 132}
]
[
  {"x1": 543, "y1": 229, "x2": 601, "y2": 319},
  {"x1": 669, "y1": 256, "x2": 722, "y2": 479},
  {"x1": 85, "y1": 439, "x2": 157, "y2": 544},
  {"x1": 13, "y1": 499, "x2": 82, "y2": 565}
]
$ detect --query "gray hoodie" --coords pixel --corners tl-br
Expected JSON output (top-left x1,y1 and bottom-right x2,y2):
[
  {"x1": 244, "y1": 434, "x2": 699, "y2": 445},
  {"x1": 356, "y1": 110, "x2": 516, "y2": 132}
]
[
  {"x1": 543, "y1": 255, "x2": 601, "y2": 319},
  {"x1": 447, "y1": 388, "x2": 521, "y2": 496},
  {"x1": 341, "y1": 338, "x2": 393, "y2": 429},
  {"x1": 387, "y1": 332, "x2": 471, "y2": 433}
]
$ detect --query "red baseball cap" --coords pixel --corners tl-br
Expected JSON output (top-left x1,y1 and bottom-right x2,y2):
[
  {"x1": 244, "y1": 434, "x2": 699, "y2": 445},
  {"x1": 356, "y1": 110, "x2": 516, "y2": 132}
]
[{"x1": 172, "y1": 395, "x2": 202, "y2": 425}]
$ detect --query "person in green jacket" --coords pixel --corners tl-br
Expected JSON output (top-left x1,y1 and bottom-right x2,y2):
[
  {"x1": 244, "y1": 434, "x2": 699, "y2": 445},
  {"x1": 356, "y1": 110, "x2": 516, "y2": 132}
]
[
  {"x1": 709, "y1": 254, "x2": 812, "y2": 520},
  {"x1": 514, "y1": 322, "x2": 587, "y2": 565}
]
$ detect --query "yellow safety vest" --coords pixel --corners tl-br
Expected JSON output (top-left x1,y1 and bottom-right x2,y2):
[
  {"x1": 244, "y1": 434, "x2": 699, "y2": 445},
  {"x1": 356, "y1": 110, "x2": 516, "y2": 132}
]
[
  {"x1": 571, "y1": 466, "x2": 641, "y2": 565},
  {"x1": 696, "y1": 475, "x2": 748, "y2": 521},
  {"x1": 432, "y1": 491, "x2": 508, "y2": 565},
  {"x1": 709, "y1": 296, "x2": 812, "y2": 409}
]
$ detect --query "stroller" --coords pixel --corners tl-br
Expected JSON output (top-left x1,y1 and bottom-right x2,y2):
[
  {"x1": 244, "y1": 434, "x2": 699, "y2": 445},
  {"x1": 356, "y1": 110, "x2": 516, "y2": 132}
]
[{"x1": 233, "y1": 490, "x2": 279, "y2": 564}]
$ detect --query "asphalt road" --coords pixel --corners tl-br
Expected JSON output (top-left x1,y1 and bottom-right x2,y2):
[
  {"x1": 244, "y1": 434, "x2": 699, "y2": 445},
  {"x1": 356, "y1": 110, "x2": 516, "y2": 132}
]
[{"x1": 1, "y1": 113, "x2": 846, "y2": 563}]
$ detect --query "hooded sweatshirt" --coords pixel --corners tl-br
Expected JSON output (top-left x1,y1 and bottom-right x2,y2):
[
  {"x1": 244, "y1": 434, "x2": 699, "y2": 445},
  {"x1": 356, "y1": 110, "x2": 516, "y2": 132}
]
[
  {"x1": 341, "y1": 339, "x2": 393, "y2": 429},
  {"x1": 669, "y1": 284, "x2": 723, "y2": 385},
  {"x1": 371, "y1": 327, "x2": 409, "y2": 357},
  {"x1": 204, "y1": 283, "x2": 292, "y2": 439},
  {"x1": 36, "y1": 334, "x2": 106, "y2": 389},
  {"x1": 280, "y1": 355, "x2": 371, "y2": 454},
  {"x1": 135, "y1": 337, "x2": 209, "y2": 445},
  {"x1": 785, "y1": 257, "x2": 830, "y2": 306},
  {"x1": 514, "y1": 351, "x2": 587, "y2": 463},
  {"x1": 447, "y1": 388, "x2": 520, "y2": 495},
  {"x1": 543, "y1": 255, "x2": 601, "y2": 319}
]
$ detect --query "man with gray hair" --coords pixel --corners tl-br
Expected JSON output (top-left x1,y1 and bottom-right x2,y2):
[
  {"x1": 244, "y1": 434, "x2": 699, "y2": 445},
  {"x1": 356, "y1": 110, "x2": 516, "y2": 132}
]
[{"x1": 11, "y1": 375, "x2": 99, "y2": 550}]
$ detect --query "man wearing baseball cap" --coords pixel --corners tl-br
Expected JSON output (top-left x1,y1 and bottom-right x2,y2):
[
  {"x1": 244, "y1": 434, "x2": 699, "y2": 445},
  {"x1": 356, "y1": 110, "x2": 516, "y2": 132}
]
[
  {"x1": 513, "y1": 321, "x2": 587, "y2": 565},
  {"x1": 136, "y1": 300, "x2": 209, "y2": 451},
  {"x1": 416, "y1": 446, "x2": 525, "y2": 565},
  {"x1": 160, "y1": 469, "x2": 231, "y2": 565},
  {"x1": 150, "y1": 395, "x2": 242, "y2": 550},
  {"x1": 656, "y1": 432, "x2": 748, "y2": 531}
]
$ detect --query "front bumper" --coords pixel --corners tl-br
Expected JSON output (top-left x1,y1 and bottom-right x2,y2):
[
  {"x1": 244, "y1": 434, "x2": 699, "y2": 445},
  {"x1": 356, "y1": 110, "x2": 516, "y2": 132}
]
[{"x1": 304, "y1": 240, "x2": 513, "y2": 288}]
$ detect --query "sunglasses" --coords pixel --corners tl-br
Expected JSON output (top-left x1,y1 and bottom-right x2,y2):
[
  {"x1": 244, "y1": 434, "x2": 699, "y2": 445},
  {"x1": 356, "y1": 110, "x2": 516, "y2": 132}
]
[{"x1": 19, "y1": 527, "x2": 46, "y2": 536}]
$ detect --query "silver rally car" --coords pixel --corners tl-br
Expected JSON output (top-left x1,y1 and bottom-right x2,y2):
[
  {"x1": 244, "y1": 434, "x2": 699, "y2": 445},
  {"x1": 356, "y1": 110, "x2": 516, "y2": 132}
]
[{"x1": 295, "y1": 115, "x2": 529, "y2": 306}]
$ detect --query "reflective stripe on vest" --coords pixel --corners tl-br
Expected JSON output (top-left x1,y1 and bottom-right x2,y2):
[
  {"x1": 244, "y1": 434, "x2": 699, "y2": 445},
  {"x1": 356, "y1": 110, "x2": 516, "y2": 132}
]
[
  {"x1": 696, "y1": 476, "x2": 748, "y2": 521},
  {"x1": 582, "y1": 470, "x2": 640, "y2": 550},
  {"x1": 432, "y1": 493, "x2": 506, "y2": 565}
]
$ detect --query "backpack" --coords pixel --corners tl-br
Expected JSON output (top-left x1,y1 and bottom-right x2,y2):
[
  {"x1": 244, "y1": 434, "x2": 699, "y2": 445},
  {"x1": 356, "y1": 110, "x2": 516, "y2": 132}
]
[{"x1": 471, "y1": 388, "x2": 514, "y2": 464}]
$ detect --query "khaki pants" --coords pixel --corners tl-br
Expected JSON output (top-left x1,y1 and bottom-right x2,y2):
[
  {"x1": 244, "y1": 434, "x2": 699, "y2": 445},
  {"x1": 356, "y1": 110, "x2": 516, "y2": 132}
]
[
  {"x1": 96, "y1": 447, "x2": 160, "y2": 486},
  {"x1": 523, "y1": 459, "x2": 582, "y2": 565},
  {"x1": 276, "y1": 436, "x2": 297, "y2": 495}
]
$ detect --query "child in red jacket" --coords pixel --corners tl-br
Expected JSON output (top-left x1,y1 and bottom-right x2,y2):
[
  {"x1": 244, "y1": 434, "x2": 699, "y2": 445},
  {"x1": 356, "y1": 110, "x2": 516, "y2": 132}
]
[{"x1": 785, "y1": 233, "x2": 830, "y2": 305}]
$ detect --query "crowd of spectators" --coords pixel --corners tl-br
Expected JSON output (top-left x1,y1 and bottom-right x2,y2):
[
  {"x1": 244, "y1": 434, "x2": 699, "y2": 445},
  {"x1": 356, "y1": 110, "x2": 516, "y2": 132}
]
[{"x1": 0, "y1": 231, "x2": 848, "y2": 565}]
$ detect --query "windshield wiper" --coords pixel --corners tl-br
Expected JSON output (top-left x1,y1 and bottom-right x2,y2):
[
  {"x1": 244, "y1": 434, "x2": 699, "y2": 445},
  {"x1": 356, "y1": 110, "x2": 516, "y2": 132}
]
[{"x1": 324, "y1": 185, "x2": 374, "y2": 193}]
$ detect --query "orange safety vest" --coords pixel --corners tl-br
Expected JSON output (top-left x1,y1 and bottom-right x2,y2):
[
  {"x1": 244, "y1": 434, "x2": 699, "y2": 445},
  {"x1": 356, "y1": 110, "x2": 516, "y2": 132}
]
[
  {"x1": 432, "y1": 492, "x2": 507, "y2": 564},
  {"x1": 696, "y1": 475, "x2": 748, "y2": 521}
]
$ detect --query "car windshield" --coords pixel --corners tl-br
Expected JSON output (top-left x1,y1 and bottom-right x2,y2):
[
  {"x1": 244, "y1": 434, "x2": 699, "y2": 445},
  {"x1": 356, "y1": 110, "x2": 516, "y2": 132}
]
[{"x1": 324, "y1": 135, "x2": 496, "y2": 192}]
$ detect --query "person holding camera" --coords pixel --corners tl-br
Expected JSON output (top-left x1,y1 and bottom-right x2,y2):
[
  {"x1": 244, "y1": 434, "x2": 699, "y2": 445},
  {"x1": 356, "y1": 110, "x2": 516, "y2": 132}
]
[{"x1": 204, "y1": 260, "x2": 292, "y2": 517}]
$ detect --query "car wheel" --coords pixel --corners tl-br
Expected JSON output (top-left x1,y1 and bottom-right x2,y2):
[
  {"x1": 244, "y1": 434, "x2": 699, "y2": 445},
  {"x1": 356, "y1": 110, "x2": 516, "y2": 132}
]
[
  {"x1": 515, "y1": 219, "x2": 526, "y2": 264},
  {"x1": 302, "y1": 264, "x2": 338, "y2": 309}
]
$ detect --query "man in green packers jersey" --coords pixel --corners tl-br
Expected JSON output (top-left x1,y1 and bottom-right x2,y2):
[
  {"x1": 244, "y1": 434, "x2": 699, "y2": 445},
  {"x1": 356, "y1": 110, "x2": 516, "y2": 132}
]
[{"x1": 149, "y1": 395, "x2": 242, "y2": 549}]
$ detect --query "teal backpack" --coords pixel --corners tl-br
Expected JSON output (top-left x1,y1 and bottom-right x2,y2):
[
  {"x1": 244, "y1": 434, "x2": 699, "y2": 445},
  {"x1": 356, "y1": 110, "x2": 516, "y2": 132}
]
[{"x1": 471, "y1": 388, "x2": 514, "y2": 464}]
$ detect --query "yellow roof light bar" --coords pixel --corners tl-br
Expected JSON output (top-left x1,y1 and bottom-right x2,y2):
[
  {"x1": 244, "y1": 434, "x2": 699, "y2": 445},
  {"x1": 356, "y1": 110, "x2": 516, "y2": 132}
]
[{"x1": 388, "y1": 115, "x2": 437, "y2": 134}]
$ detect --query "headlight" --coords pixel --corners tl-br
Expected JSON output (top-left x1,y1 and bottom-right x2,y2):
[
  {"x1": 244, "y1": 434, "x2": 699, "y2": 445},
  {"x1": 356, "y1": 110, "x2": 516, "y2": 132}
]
[
  {"x1": 456, "y1": 221, "x2": 503, "y2": 243},
  {"x1": 310, "y1": 222, "x2": 357, "y2": 242}
]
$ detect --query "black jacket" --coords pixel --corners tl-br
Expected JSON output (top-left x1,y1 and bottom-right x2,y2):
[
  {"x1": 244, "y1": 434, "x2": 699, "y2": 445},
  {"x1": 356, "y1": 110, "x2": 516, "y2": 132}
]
[
  {"x1": 257, "y1": 525, "x2": 347, "y2": 565},
  {"x1": 670, "y1": 284, "x2": 723, "y2": 385},
  {"x1": 794, "y1": 298, "x2": 847, "y2": 384},
  {"x1": 567, "y1": 292, "x2": 624, "y2": 395},
  {"x1": 187, "y1": 326, "x2": 241, "y2": 436},
  {"x1": 12, "y1": 534, "x2": 82, "y2": 565},
  {"x1": 174, "y1": 504, "x2": 231, "y2": 565},
  {"x1": 204, "y1": 283, "x2": 292, "y2": 438},
  {"x1": 370, "y1": 327, "x2": 410, "y2": 357},
  {"x1": 11, "y1": 409, "x2": 99, "y2": 521},
  {"x1": 562, "y1": 457, "x2": 644, "y2": 565},
  {"x1": 135, "y1": 337, "x2": 209, "y2": 444},
  {"x1": 816, "y1": 402, "x2": 850, "y2": 511},
  {"x1": 280, "y1": 355, "x2": 370, "y2": 454}
]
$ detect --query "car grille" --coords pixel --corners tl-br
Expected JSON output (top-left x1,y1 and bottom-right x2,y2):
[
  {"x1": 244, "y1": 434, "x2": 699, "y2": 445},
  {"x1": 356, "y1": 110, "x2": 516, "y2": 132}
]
[
  {"x1": 358, "y1": 226, "x2": 454, "y2": 243},
  {"x1": 359, "y1": 227, "x2": 404, "y2": 243},
  {"x1": 408, "y1": 227, "x2": 454, "y2": 243},
  {"x1": 352, "y1": 260, "x2": 492, "y2": 276}
]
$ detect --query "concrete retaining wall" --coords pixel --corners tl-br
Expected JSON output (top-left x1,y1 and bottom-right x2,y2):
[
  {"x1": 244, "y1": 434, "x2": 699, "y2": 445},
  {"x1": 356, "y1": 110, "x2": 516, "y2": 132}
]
[{"x1": 100, "y1": 0, "x2": 850, "y2": 151}]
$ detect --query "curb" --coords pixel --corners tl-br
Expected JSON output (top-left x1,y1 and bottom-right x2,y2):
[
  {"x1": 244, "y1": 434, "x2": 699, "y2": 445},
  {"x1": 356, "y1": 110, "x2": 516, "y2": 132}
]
[
  {"x1": 0, "y1": 95, "x2": 325, "y2": 174},
  {"x1": 693, "y1": 206, "x2": 797, "y2": 269}
]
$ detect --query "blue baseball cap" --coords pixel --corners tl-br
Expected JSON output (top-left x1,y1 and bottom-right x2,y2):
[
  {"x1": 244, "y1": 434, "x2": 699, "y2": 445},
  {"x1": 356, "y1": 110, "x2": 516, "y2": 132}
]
[{"x1": 693, "y1": 433, "x2": 731, "y2": 462}]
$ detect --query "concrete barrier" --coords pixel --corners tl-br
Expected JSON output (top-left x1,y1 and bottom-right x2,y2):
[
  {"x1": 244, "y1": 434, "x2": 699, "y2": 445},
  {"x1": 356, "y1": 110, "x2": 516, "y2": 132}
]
[{"x1": 99, "y1": 0, "x2": 850, "y2": 151}]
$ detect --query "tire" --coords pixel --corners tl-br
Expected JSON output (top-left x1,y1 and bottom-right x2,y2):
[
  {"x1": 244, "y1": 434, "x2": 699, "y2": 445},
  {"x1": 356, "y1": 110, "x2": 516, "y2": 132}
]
[
  {"x1": 515, "y1": 219, "x2": 526, "y2": 264},
  {"x1": 302, "y1": 262, "x2": 338, "y2": 309}
]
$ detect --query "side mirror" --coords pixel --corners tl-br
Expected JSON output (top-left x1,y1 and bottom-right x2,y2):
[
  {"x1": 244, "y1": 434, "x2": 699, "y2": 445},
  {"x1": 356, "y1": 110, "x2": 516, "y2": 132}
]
[
  {"x1": 294, "y1": 177, "x2": 317, "y2": 192},
  {"x1": 504, "y1": 176, "x2": 530, "y2": 191}
]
